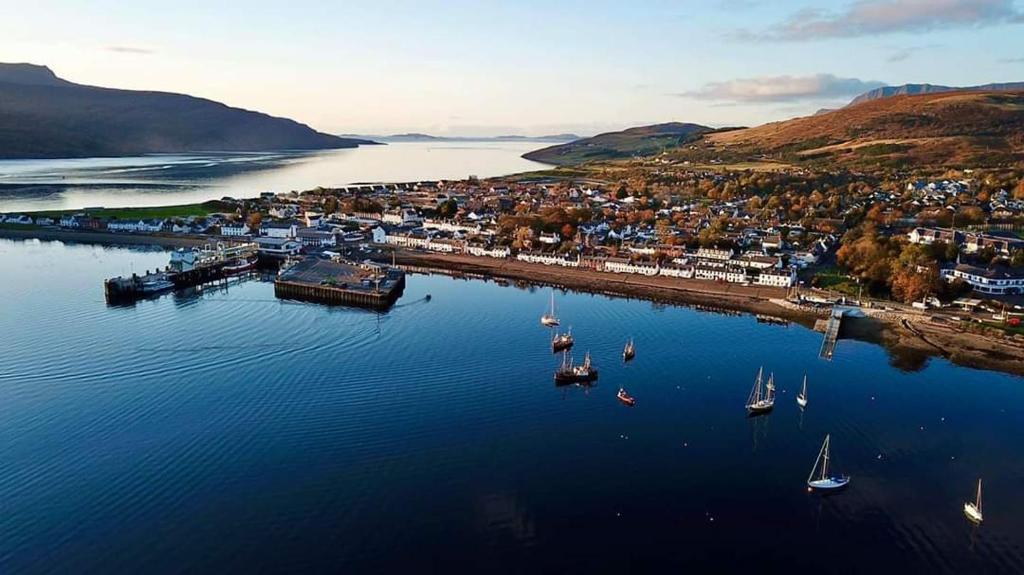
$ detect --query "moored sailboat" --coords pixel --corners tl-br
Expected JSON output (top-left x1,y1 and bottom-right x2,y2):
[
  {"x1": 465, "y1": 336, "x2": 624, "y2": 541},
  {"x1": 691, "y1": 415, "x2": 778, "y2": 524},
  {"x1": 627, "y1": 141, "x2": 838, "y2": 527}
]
[
  {"x1": 797, "y1": 375, "x2": 808, "y2": 408},
  {"x1": 807, "y1": 434, "x2": 850, "y2": 492},
  {"x1": 622, "y1": 338, "x2": 636, "y2": 362},
  {"x1": 541, "y1": 292, "x2": 560, "y2": 327},
  {"x1": 745, "y1": 367, "x2": 775, "y2": 414},
  {"x1": 964, "y1": 478, "x2": 983, "y2": 524}
]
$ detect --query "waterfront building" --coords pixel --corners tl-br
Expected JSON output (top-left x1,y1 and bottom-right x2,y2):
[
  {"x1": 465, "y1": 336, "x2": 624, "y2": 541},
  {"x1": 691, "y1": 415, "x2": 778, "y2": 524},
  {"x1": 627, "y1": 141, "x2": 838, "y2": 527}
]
[
  {"x1": 261, "y1": 221, "x2": 299, "y2": 239},
  {"x1": 754, "y1": 268, "x2": 797, "y2": 287},
  {"x1": 942, "y1": 264, "x2": 1024, "y2": 295},
  {"x1": 297, "y1": 227, "x2": 337, "y2": 248},
  {"x1": 658, "y1": 264, "x2": 695, "y2": 278},
  {"x1": 604, "y1": 258, "x2": 659, "y2": 276},
  {"x1": 466, "y1": 245, "x2": 511, "y2": 259},
  {"x1": 694, "y1": 263, "x2": 747, "y2": 284},
  {"x1": 255, "y1": 237, "x2": 303, "y2": 258},
  {"x1": 516, "y1": 251, "x2": 580, "y2": 267}
]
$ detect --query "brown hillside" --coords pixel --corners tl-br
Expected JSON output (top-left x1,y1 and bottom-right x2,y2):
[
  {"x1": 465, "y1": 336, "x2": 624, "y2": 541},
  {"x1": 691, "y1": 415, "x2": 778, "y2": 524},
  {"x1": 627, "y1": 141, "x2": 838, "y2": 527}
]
[{"x1": 705, "y1": 90, "x2": 1024, "y2": 167}]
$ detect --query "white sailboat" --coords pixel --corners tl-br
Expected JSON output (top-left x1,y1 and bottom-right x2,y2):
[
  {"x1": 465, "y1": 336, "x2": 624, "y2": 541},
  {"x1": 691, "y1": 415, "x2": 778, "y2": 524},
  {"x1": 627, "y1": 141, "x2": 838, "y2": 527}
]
[
  {"x1": 745, "y1": 367, "x2": 775, "y2": 414},
  {"x1": 964, "y1": 478, "x2": 983, "y2": 524},
  {"x1": 807, "y1": 434, "x2": 850, "y2": 491},
  {"x1": 541, "y1": 292, "x2": 560, "y2": 327},
  {"x1": 796, "y1": 375, "x2": 808, "y2": 408}
]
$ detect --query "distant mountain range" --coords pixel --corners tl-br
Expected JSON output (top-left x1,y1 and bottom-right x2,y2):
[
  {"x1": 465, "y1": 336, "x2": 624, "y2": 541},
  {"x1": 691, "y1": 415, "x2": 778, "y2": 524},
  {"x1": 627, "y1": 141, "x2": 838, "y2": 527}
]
[
  {"x1": 848, "y1": 82, "x2": 1024, "y2": 106},
  {"x1": 340, "y1": 132, "x2": 580, "y2": 143},
  {"x1": 522, "y1": 122, "x2": 714, "y2": 166},
  {"x1": 0, "y1": 63, "x2": 373, "y2": 159}
]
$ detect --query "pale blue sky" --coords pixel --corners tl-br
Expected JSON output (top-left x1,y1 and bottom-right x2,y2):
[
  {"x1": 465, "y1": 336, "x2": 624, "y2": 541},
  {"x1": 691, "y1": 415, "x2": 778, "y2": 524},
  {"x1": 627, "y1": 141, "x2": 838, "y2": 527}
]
[{"x1": 3, "y1": 0, "x2": 1023, "y2": 136}]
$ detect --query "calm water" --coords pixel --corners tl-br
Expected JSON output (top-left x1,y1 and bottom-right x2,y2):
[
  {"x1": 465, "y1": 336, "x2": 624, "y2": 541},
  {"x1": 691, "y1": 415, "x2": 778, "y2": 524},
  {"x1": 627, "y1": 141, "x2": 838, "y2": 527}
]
[
  {"x1": 1, "y1": 238, "x2": 1023, "y2": 574},
  {"x1": 0, "y1": 141, "x2": 548, "y2": 213}
]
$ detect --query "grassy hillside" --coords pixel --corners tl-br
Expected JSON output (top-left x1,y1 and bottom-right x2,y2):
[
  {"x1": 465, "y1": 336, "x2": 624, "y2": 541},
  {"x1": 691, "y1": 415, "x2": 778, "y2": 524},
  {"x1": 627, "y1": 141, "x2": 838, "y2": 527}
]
[
  {"x1": 703, "y1": 90, "x2": 1024, "y2": 168},
  {"x1": 523, "y1": 122, "x2": 714, "y2": 166}
]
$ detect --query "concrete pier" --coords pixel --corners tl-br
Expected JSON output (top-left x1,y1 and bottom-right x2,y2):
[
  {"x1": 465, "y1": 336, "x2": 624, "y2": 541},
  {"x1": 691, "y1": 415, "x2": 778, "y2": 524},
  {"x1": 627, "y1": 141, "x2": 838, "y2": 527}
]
[{"x1": 274, "y1": 257, "x2": 405, "y2": 309}]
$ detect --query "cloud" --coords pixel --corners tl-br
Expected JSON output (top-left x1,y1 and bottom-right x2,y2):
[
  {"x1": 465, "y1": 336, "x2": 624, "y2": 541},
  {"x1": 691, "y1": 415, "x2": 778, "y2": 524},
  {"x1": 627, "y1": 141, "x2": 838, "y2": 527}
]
[
  {"x1": 739, "y1": 0, "x2": 1024, "y2": 41},
  {"x1": 884, "y1": 42, "x2": 943, "y2": 62},
  {"x1": 107, "y1": 45, "x2": 155, "y2": 54},
  {"x1": 678, "y1": 74, "x2": 886, "y2": 103},
  {"x1": 998, "y1": 56, "x2": 1024, "y2": 63}
]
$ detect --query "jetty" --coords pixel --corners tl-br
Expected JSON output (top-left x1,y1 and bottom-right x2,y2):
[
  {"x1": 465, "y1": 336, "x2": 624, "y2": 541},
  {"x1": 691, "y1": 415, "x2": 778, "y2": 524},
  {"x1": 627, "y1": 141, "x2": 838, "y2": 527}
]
[
  {"x1": 104, "y1": 242, "x2": 258, "y2": 302},
  {"x1": 274, "y1": 256, "x2": 405, "y2": 309},
  {"x1": 819, "y1": 307, "x2": 845, "y2": 360}
]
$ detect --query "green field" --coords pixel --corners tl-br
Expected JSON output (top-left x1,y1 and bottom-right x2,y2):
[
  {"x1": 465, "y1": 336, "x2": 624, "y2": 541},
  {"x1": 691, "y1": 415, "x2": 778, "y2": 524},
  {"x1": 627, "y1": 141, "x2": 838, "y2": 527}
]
[
  {"x1": 27, "y1": 200, "x2": 234, "y2": 221},
  {"x1": 811, "y1": 267, "x2": 861, "y2": 296}
]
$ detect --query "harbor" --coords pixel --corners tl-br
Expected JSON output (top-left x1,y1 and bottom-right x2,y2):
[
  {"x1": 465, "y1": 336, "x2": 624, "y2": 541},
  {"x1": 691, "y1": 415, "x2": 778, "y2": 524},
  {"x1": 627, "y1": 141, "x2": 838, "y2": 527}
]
[{"x1": 3, "y1": 237, "x2": 1024, "y2": 574}]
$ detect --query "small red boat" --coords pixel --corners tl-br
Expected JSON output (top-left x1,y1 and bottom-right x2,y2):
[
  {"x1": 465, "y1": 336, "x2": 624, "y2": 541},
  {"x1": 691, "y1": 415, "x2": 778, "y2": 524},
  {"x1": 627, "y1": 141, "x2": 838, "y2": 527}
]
[{"x1": 617, "y1": 388, "x2": 636, "y2": 407}]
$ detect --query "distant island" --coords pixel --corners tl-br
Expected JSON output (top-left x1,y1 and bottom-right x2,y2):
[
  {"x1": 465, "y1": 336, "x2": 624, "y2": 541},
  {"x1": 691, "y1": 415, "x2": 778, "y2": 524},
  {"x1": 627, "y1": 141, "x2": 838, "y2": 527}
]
[
  {"x1": 340, "y1": 132, "x2": 580, "y2": 143},
  {"x1": 0, "y1": 63, "x2": 374, "y2": 159}
]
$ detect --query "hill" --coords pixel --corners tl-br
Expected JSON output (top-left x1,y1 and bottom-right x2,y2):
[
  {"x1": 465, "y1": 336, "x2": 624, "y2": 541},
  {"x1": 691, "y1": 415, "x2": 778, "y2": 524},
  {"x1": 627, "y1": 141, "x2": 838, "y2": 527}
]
[
  {"x1": 0, "y1": 63, "x2": 372, "y2": 159},
  {"x1": 704, "y1": 90, "x2": 1024, "y2": 168},
  {"x1": 523, "y1": 122, "x2": 713, "y2": 165},
  {"x1": 849, "y1": 82, "x2": 1024, "y2": 106}
]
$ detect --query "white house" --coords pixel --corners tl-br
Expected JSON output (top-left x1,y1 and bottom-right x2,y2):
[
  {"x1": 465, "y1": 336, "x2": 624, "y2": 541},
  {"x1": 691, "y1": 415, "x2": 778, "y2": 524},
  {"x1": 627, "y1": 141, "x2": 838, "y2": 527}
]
[
  {"x1": 538, "y1": 232, "x2": 561, "y2": 245},
  {"x1": 695, "y1": 247, "x2": 734, "y2": 261},
  {"x1": 467, "y1": 245, "x2": 511, "y2": 258},
  {"x1": 382, "y1": 209, "x2": 422, "y2": 227},
  {"x1": 297, "y1": 227, "x2": 337, "y2": 248},
  {"x1": 107, "y1": 219, "x2": 164, "y2": 233},
  {"x1": 516, "y1": 251, "x2": 580, "y2": 267},
  {"x1": 604, "y1": 258, "x2": 659, "y2": 276},
  {"x1": 2, "y1": 215, "x2": 33, "y2": 225},
  {"x1": 304, "y1": 212, "x2": 324, "y2": 228},
  {"x1": 658, "y1": 264, "x2": 694, "y2": 279},
  {"x1": 261, "y1": 221, "x2": 298, "y2": 239},
  {"x1": 220, "y1": 222, "x2": 251, "y2": 236},
  {"x1": 754, "y1": 268, "x2": 797, "y2": 287},
  {"x1": 695, "y1": 264, "x2": 747, "y2": 284}
]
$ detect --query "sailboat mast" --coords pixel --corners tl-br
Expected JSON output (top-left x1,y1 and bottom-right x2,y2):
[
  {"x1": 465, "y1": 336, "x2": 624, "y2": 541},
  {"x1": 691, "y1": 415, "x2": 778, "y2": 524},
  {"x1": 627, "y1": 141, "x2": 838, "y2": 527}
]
[
  {"x1": 808, "y1": 437, "x2": 827, "y2": 483},
  {"x1": 802, "y1": 375, "x2": 807, "y2": 397},
  {"x1": 977, "y1": 478, "x2": 983, "y2": 512},
  {"x1": 821, "y1": 435, "x2": 831, "y2": 479}
]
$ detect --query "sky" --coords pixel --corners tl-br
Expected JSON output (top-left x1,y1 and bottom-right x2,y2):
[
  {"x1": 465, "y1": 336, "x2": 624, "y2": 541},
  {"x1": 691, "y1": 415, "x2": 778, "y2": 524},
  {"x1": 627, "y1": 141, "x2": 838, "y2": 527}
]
[{"x1": 3, "y1": 0, "x2": 1024, "y2": 137}]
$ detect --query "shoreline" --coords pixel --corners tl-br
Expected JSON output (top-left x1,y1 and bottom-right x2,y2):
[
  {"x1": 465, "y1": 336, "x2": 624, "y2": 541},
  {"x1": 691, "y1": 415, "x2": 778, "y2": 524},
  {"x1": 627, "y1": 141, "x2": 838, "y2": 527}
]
[
  {"x1": 384, "y1": 249, "x2": 813, "y2": 323},
  {"x1": 382, "y1": 249, "x2": 1024, "y2": 378},
  {"x1": 0, "y1": 227, "x2": 215, "y2": 249},
  {"x1": 3, "y1": 228, "x2": 1022, "y2": 378}
]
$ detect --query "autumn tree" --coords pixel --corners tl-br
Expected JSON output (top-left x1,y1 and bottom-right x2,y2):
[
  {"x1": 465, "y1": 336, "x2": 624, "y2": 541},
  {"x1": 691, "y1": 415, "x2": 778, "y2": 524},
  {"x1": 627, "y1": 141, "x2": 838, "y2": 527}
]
[{"x1": 890, "y1": 244, "x2": 938, "y2": 304}]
